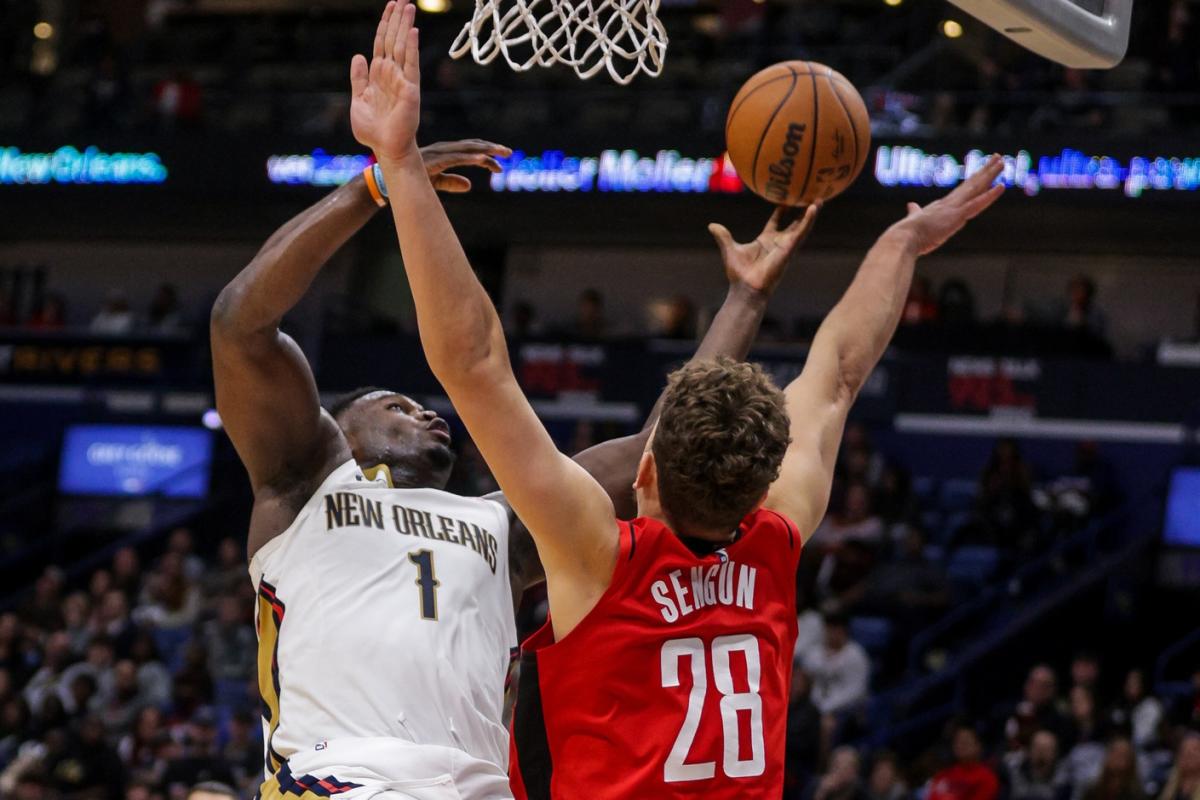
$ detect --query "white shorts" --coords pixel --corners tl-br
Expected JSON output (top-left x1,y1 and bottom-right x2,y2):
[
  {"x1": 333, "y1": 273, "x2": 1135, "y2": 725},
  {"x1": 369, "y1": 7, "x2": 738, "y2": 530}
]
[{"x1": 259, "y1": 737, "x2": 512, "y2": 800}]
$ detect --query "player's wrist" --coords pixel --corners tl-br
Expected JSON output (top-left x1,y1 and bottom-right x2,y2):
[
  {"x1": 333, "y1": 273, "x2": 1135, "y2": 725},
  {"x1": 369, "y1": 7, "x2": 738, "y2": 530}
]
[
  {"x1": 363, "y1": 163, "x2": 389, "y2": 207},
  {"x1": 882, "y1": 222, "x2": 923, "y2": 257},
  {"x1": 727, "y1": 278, "x2": 772, "y2": 308}
]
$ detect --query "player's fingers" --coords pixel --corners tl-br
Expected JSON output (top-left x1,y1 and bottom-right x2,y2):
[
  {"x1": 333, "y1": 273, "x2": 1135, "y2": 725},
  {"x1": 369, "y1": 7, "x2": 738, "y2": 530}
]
[
  {"x1": 350, "y1": 54, "x2": 369, "y2": 97},
  {"x1": 963, "y1": 183, "x2": 1005, "y2": 219},
  {"x1": 433, "y1": 174, "x2": 472, "y2": 193},
  {"x1": 707, "y1": 223, "x2": 735, "y2": 255},
  {"x1": 906, "y1": 202, "x2": 922, "y2": 217},
  {"x1": 765, "y1": 206, "x2": 786, "y2": 233},
  {"x1": 393, "y1": 3, "x2": 415, "y2": 63},
  {"x1": 788, "y1": 203, "x2": 821, "y2": 243},
  {"x1": 373, "y1": 1, "x2": 395, "y2": 59},
  {"x1": 462, "y1": 140, "x2": 513, "y2": 157},
  {"x1": 962, "y1": 154, "x2": 1004, "y2": 199},
  {"x1": 403, "y1": 27, "x2": 420, "y2": 84},
  {"x1": 384, "y1": 0, "x2": 406, "y2": 60}
]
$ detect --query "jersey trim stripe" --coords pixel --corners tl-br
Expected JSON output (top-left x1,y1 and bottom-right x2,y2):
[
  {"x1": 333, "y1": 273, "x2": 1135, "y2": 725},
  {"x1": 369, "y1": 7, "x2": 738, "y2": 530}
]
[
  {"x1": 257, "y1": 762, "x2": 363, "y2": 799},
  {"x1": 512, "y1": 632, "x2": 553, "y2": 800},
  {"x1": 257, "y1": 579, "x2": 287, "y2": 776},
  {"x1": 764, "y1": 508, "x2": 798, "y2": 550},
  {"x1": 627, "y1": 520, "x2": 637, "y2": 561}
]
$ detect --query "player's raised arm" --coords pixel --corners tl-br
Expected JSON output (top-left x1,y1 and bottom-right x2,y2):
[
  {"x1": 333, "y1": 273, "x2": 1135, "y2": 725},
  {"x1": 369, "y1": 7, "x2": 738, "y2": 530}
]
[
  {"x1": 352, "y1": 0, "x2": 620, "y2": 636},
  {"x1": 211, "y1": 139, "x2": 508, "y2": 555},
  {"x1": 764, "y1": 155, "x2": 1006, "y2": 538},
  {"x1": 572, "y1": 205, "x2": 821, "y2": 515},
  {"x1": 501, "y1": 204, "x2": 821, "y2": 596}
]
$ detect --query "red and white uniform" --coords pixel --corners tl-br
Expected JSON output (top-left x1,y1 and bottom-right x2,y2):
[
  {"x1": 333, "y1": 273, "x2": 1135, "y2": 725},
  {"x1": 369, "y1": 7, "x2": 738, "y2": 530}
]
[{"x1": 510, "y1": 509, "x2": 802, "y2": 799}]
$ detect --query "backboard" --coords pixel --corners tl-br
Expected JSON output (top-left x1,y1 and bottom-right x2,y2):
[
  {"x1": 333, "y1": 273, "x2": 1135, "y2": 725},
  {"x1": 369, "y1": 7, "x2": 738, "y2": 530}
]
[{"x1": 946, "y1": 0, "x2": 1133, "y2": 69}]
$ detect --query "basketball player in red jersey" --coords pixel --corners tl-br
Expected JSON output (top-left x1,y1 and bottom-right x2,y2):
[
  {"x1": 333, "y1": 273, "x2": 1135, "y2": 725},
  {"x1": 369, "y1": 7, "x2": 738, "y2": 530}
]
[{"x1": 349, "y1": 4, "x2": 1006, "y2": 796}]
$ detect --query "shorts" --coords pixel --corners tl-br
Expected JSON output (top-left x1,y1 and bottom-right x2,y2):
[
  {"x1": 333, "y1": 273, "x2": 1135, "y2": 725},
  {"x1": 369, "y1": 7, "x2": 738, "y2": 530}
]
[{"x1": 258, "y1": 737, "x2": 513, "y2": 800}]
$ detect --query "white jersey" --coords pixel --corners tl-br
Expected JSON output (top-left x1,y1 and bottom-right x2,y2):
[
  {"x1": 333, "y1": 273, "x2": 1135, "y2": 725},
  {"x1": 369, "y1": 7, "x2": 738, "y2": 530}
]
[{"x1": 250, "y1": 460, "x2": 517, "y2": 799}]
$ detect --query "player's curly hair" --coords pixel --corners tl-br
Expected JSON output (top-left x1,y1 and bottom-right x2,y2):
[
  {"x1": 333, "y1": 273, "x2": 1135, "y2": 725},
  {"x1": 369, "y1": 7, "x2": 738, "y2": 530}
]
[{"x1": 652, "y1": 357, "x2": 791, "y2": 535}]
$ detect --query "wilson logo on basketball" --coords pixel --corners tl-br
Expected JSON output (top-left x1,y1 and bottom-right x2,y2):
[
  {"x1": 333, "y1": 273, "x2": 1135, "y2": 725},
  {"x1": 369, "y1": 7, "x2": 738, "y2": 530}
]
[{"x1": 765, "y1": 123, "x2": 807, "y2": 203}]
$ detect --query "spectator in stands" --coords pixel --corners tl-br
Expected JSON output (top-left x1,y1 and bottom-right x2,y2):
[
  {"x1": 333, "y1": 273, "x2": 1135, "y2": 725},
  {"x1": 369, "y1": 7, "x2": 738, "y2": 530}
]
[
  {"x1": 119, "y1": 705, "x2": 168, "y2": 786},
  {"x1": 91, "y1": 292, "x2": 137, "y2": 335},
  {"x1": 794, "y1": 589, "x2": 826, "y2": 664},
  {"x1": 928, "y1": 724, "x2": 1001, "y2": 800},
  {"x1": 1080, "y1": 738, "x2": 1145, "y2": 800},
  {"x1": 97, "y1": 660, "x2": 146, "y2": 738},
  {"x1": 840, "y1": 423, "x2": 885, "y2": 489},
  {"x1": 805, "y1": 746, "x2": 869, "y2": 800},
  {"x1": 128, "y1": 632, "x2": 172, "y2": 710},
  {"x1": 146, "y1": 284, "x2": 186, "y2": 334},
  {"x1": 506, "y1": 300, "x2": 543, "y2": 339},
  {"x1": 869, "y1": 751, "x2": 910, "y2": 800},
  {"x1": 874, "y1": 464, "x2": 918, "y2": 528},
  {"x1": 1108, "y1": 670, "x2": 1163, "y2": 753},
  {"x1": 788, "y1": 667, "x2": 823, "y2": 797},
  {"x1": 202, "y1": 596, "x2": 254, "y2": 683},
  {"x1": 112, "y1": 548, "x2": 143, "y2": 604},
  {"x1": 200, "y1": 538, "x2": 245, "y2": 603},
  {"x1": 91, "y1": 590, "x2": 136, "y2": 654},
  {"x1": 813, "y1": 483, "x2": 885, "y2": 548},
  {"x1": 21, "y1": 568, "x2": 65, "y2": 632},
  {"x1": 153, "y1": 70, "x2": 204, "y2": 130},
  {"x1": 60, "y1": 592, "x2": 92, "y2": 654},
  {"x1": 903, "y1": 277, "x2": 940, "y2": 325},
  {"x1": 161, "y1": 708, "x2": 235, "y2": 795},
  {"x1": 59, "y1": 637, "x2": 115, "y2": 712},
  {"x1": 134, "y1": 554, "x2": 201, "y2": 631},
  {"x1": 166, "y1": 529, "x2": 205, "y2": 582},
  {"x1": 1158, "y1": 732, "x2": 1200, "y2": 800},
  {"x1": 25, "y1": 294, "x2": 66, "y2": 331},
  {"x1": 802, "y1": 611, "x2": 871, "y2": 740},
  {"x1": 938, "y1": 279, "x2": 977, "y2": 326},
  {"x1": 220, "y1": 710, "x2": 262, "y2": 795},
  {"x1": 1071, "y1": 653, "x2": 1102, "y2": 697},
  {"x1": 43, "y1": 714, "x2": 127, "y2": 798},
  {"x1": 647, "y1": 295, "x2": 697, "y2": 339},
  {"x1": 970, "y1": 438, "x2": 1037, "y2": 550},
  {"x1": 1058, "y1": 276, "x2": 1107, "y2": 340},
  {"x1": 1005, "y1": 665, "x2": 1070, "y2": 749},
  {"x1": 570, "y1": 288, "x2": 609, "y2": 339},
  {"x1": 1004, "y1": 729, "x2": 1070, "y2": 800},
  {"x1": 849, "y1": 526, "x2": 950, "y2": 635},
  {"x1": 1064, "y1": 686, "x2": 1108, "y2": 792},
  {"x1": 22, "y1": 632, "x2": 72, "y2": 716},
  {"x1": 1151, "y1": 1, "x2": 1200, "y2": 126}
]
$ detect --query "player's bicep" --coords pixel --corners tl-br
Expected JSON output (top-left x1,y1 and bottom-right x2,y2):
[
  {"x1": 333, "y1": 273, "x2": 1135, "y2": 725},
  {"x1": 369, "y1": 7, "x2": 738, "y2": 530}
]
[{"x1": 211, "y1": 326, "x2": 346, "y2": 490}]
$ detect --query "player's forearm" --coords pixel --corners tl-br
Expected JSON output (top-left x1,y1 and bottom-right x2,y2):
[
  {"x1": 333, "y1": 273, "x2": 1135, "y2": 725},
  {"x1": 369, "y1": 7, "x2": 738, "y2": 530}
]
[
  {"x1": 818, "y1": 225, "x2": 920, "y2": 396},
  {"x1": 212, "y1": 175, "x2": 380, "y2": 337},
  {"x1": 379, "y1": 154, "x2": 507, "y2": 386}
]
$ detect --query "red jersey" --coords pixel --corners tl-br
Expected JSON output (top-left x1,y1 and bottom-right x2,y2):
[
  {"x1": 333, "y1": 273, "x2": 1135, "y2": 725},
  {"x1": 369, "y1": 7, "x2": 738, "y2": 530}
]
[
  {"x1": 927, "y1": 763, "x2": 1001, "y2": 800},
  {"x1": 510, "y1": 509, "x2": 802, "y2": 799}
]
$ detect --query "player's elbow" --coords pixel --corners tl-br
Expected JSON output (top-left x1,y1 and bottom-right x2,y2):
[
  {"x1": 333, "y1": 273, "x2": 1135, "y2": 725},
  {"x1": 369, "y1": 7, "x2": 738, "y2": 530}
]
[{"x1": 210, "y1": 283, "x2": 268, "y2": 342}]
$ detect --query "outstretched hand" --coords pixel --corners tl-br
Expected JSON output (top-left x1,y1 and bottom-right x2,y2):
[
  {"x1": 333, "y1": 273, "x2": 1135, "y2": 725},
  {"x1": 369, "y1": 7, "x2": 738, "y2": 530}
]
[
  {"x1": 420, "y1": 140, "x2": 511, "y2": 193},
  {"x1": 351, "y1": 0, "x2": 422, "y2": 164},
  {"x1": 708, "y1": 204, "x2": 821, "y2": 296},
  {"x1": 896, "y1": 154, "x2": 1006, "y2": 256}
]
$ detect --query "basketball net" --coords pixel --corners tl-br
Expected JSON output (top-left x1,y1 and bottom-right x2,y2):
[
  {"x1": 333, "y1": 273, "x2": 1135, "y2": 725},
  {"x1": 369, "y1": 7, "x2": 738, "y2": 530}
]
[{"x1": 448, "y1": 0, "x2": 668, "y2": 84}]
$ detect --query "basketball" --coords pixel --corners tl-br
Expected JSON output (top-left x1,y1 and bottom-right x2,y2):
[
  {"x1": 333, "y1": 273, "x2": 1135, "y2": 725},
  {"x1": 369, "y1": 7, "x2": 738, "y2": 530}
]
[{"x1": 725, "y1": 61, "x2": 871, "y2": 206}]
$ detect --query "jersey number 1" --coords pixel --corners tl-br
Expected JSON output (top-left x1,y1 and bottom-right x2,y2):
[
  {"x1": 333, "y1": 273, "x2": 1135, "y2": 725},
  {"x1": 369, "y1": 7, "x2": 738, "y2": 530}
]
[
  {"x1": 408, "y1": 549, "x2": 440, "y2": 620},
  {"x1": 660, "y1": 635, "x2": 765, "y2": 782}
]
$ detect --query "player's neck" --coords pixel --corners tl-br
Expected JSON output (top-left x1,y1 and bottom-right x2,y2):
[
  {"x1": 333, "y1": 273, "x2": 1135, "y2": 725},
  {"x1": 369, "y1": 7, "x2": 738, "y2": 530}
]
[{"x1": 360, "y1": 461, "x2": 450, "y2": 491}]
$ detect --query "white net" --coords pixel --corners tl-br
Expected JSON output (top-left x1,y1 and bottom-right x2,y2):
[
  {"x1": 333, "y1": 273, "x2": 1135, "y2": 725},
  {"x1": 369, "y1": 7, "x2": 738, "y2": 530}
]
[{"x1": 448, "y1": 0, "x2": 668, "y2": 84}]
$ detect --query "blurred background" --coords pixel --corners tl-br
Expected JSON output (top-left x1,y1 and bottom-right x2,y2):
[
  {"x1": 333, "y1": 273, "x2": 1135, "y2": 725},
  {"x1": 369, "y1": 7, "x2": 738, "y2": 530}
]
[{"x1": 1, "y1": 0, "x2": 1200, "y2": 798}]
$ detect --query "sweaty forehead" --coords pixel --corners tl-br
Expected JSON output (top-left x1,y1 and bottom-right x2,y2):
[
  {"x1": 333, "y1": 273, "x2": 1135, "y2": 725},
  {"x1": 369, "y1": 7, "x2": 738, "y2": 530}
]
[{"x1": 358, "y1": 390, "x2": 405, "y2": 406}]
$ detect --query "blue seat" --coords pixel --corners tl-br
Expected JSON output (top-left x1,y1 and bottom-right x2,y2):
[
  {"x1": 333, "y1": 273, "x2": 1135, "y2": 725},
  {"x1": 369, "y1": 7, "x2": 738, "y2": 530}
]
[
  {"x1": 151, "y1": 626, "x2": 193, "y2": 673},
  {"x1": 939, "y1": 478, "x2": 978, "y2": 513},
  {"x1": 849, "y1": 616, "x2": 893, "y2": 657},
  {"x1": 946, "y1": 546, "x2": 1000, "y2": 585}
]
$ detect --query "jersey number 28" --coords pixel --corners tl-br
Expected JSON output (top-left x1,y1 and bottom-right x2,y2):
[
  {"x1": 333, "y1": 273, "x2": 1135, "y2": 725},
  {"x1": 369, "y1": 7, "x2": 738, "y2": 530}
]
[{"x1": 660, "y1": 635, "x2": 765, "y2": 783}]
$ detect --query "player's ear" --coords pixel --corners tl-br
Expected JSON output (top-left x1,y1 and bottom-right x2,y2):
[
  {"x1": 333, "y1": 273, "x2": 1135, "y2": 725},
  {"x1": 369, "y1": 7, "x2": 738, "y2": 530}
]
[{"x1": 633, "y1": 450, "x2": 656, "y2": 492}]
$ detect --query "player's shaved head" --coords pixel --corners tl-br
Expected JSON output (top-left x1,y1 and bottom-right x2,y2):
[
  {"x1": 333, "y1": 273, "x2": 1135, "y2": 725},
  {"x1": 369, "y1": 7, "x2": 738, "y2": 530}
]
[
  {"x1": 651, "y1": 357, "x2": 790, "y2": 538},
  {"x1": 329, "y1": 386, "x2": 393, "y2": 421},
  {"x1": 187, "y1": 782, "x2": 239, "y2": 800}
]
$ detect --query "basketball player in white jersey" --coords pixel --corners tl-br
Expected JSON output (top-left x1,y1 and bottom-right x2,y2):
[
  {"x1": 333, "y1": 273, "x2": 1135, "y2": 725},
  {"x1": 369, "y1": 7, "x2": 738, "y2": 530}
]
[{"x1": 210, "y1": 128, "x2": 820, "y2": 798}]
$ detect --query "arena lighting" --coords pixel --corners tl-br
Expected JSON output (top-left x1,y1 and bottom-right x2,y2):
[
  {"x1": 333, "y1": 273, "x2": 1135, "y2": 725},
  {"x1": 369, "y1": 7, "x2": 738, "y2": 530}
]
[
  {"x1": 941, "y1": 19, "x2": 964, "y2": 38},
  {"x1": 875, "y1": 144, "x2": 1200, "y2": 198},
  {"x1": 0, "y1": 146, "x2": 167, "y2": 185},
  {"x1": 416, "y1": 0, "x2": 451, "y2": 12},
  {"x1": 32, "y1": 22, "x2": 53, "y2": 39},
  {"x1": 884, "y1": 0, "x2": 903, "y2": 7}
]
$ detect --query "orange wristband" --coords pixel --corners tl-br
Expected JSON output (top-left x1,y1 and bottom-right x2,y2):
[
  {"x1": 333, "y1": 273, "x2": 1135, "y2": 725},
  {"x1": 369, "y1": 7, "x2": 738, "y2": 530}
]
[{"x1": 363, "y1": 164, "x2": 387, "y2": 207}]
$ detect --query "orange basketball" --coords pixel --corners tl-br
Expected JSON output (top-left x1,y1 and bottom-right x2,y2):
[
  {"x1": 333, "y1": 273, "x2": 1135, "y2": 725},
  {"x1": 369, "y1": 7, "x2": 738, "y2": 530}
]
[{"x1": 725, "y1": 61, "x2": 871, "y2": 206}]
